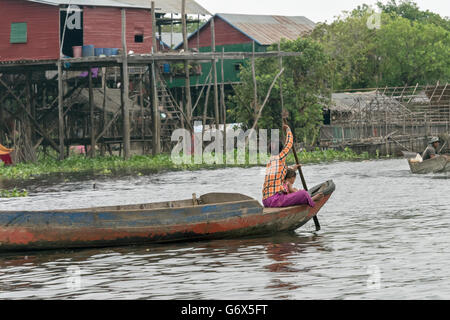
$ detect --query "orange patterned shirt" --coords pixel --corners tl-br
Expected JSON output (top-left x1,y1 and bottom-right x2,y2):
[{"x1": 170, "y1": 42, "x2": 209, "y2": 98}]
[{"x1": 262, "y1": 129, "x2": 293, "y2": 200}]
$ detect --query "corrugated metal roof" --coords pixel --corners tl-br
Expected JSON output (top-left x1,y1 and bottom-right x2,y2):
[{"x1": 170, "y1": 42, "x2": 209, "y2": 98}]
[
  {"x1": 120, "y1": 0, "x2": 210, "y2": 14},
  {"x1": 26, "y1": 0, "x2": 210, "y2": 14},
  {"x1": 217, "y1": 13, "x2": 316, "y2": 45}
]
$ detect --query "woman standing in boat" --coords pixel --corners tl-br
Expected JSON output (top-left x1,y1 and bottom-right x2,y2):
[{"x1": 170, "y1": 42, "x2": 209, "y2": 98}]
[{"x1": 262, "y1": 125, "x2": 322, "y2": 208}]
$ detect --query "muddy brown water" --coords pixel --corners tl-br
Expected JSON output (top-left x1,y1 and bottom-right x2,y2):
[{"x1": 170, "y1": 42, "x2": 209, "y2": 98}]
[{"x1": 0, "y1": 159, "x2": 449, "y2": 299}]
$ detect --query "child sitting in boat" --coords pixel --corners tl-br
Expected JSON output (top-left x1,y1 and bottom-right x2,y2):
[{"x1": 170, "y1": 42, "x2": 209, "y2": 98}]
[
  {"x1": 282, "y1": 169, "x2": 299, "y2": 194},
  {"x1": 281, "y1": 168, "x2": 324, "y2": 203},
  {"x1": 262, "y1": 124, "x2": 324, "y2": 208}
]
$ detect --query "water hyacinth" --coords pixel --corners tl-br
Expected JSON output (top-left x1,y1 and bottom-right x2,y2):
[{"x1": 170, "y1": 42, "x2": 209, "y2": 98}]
[
  {"x1": 0, "y1": 188, "x2": 28, "y2": 198},
  {"x1": 0, "y1": 149, "x2": 370, "y2": 181}
]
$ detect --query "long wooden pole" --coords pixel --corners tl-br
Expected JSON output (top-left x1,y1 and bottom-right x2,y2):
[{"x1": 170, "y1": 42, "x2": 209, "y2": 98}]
[
  {"x1": 202, "y1": 83, "x2": 211, "y2": 140},
  {"x1": 88, "y1": 68, "x2": 96, "y2": 157},
  {"x1": 283, "y1": 117, "x2": 321, "y2": 231},
  {"x1": 211, "y1": 17, "x2": 219, "y2": 130},
  {"x1": 252, "y1": 41, "x2": 257, "y2": 121},
  {"x1": 151, "y1": 1, "x2": 157, "y2": 51},
  {"x1": 151, "y1": 2, "x2": 160, "y2": 155},
  {"x1": 182, "y1": 0, "x2": 192, "y2": 131},
  {"x1": 57, "y1": 60, "x2": 65, "y2": 160},
  {"x1": 278, "y1": 41, "x2": 284, "y2": 128},
  {"x1": 101, "y1": 67, "x2": 107, "y2": 156},
  {"x1": 140, "y1": 74, "x2": 145, "y2": 155},
  {"x1": 25, "y1": 71, "x2": 36, "y2": 161},
  {"x1": 221, "y1": 47, "x2": 227, "y2": 146},
  {"x1": 121, "y1": 8, "x2": 131, "y2": 159}
]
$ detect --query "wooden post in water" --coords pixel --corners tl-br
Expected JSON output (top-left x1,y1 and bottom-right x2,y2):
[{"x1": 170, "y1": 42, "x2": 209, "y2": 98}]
[
  {"x1": 151, "y1": 1, "x2": 161, "y2": 155},
  {"x1": 151, "y1": 1, "x2": 157, "y2": 52},
  {"x1": 140, "y1": 73, "x2": 145, "y2": 155},
  {"x1": 88, "y1": 68, "x2": 96, "y2": 157},
  {"x1": 57, "y1": 60, "x2": 65, "y2": 160},
  {"x1": 24, "y1": 71, "x2": 37, "y2": 162},
  {"x1": 252, "y1": 41, "x2": 257, "y2": 122},
  {"x1": 202, "y1": 83, "x2": 211, "y2": 141},
  {"x1": 121, "y1": 8, "x2": 131, "y2": 159},
  {"x1": 278, "y1": 41, "x2": 284, "y2": 129},
  {"x1": 221, "y1": 47, "x2": 227, "y2": 149},
  {"x1": 211, "y1": 17, "x2": 219, "y2": 130},
  {"x1": 101, "y1": 67, "x2": 107, "y2": 156},
  {"x1": 182, "y1": 0, "x2": 193, "y2": 132}
]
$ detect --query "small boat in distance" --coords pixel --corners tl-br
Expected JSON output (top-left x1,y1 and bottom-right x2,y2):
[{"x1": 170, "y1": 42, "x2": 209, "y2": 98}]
[
  {"x1": 403, "y1": 151, "x2": 450, "y2": 174},
  {"x1": 0, "y1": 181, "x2": 335, "y2": 252}
]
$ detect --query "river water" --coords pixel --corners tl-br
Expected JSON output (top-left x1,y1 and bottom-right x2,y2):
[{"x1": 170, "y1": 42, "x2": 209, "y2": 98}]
[{"x1": 0, "y1": 159, "x2": 448, "y2": 300}]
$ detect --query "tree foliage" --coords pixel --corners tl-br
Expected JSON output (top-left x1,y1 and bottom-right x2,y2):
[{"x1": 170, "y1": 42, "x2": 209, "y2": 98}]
[
  {"x1": 310, "y1": 0, "x2": 450, "y2": 89},
  {"x1": 231, "y1": 38, "x2": 331, "y2": 146},
  {"x1": 229, "y1": 1, "x2": 449, "y2": 143}
]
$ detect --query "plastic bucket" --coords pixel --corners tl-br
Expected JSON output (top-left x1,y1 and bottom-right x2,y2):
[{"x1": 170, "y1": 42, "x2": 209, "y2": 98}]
[
  {"x1": 103, "y1": 48, "x2": 112, "y2": 56},
  {"x1": 94, "y1": 48, "x2": 104, "y2": 56},
  {"x1": 111, "y1": 48, "x2": 119, "y2": 55},
  {"x1": 163, "y1": 63, "x2": 170, "y2": 73},
  {"x1": 82, "y1": 45, "x2": 95, "y2": 57},
  {"x1": 72, "y1": 46, "x2": 82, "y2": 58}
]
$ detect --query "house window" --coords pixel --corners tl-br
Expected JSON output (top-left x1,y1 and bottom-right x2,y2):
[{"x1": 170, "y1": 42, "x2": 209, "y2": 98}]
[
  {"x1": 135, "y1": 34, "x2": 144, "y2": 43},
  {"x1": 10, "y1": 22, "x2": 27, "y2": 44}
]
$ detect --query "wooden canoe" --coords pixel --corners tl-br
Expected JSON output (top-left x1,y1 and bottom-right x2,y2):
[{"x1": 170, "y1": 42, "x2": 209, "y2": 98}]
[
  {"x1": 407, "y1": 155, "x2": 450, "y2": 174},
  {"x1": 0, "y1": 180, "x2": 335, "y2": 252}
]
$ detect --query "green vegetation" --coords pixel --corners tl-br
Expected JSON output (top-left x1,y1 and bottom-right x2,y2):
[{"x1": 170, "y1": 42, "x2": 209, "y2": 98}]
[
  {"x1": 286, "y1": 148, "x2": 370, "y2": 164},
  {"x1": 0, "y1": 148, "x2": 370, "y2": 181},
  {"x1": 228, "y1": 0, "x2": 449, "y2": 146},
  {"x1": 0, "y1": 188, "x2": 28, "y2": 198},
  {"x1": 231, "y1": 38, "x2": 331, "y2": 146},
  {"x1": 311, "y1": 0, "x2": 450, "y2": 89}
]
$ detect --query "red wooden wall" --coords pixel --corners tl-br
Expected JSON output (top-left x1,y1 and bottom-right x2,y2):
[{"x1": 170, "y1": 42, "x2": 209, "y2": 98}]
[
  {"x1": 187, "y1": 16, "x2": 252, "y2": 49},
  {"x1": 83, "y1": 7, "x2": 153, "y2": 54},
  {"x1": 0, "y1": 0, "x2": 60, "y2": 62},
  {"x1": 0, "y1": 2, "x2": 154, "y2": 62}
]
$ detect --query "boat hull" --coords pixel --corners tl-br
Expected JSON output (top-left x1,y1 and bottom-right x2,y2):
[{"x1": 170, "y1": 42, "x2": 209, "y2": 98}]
[
  {"x1": 408, "y1": 156, "x2": 450, "y2": 174},
  {"x1": 0, "y1": 181, "x2": 335, "y2": 252}
]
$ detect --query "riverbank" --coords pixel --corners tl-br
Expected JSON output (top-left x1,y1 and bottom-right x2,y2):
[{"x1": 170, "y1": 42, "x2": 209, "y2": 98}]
[{"x1": 0, "y1": 148, "x2": 372, "y2": 183}]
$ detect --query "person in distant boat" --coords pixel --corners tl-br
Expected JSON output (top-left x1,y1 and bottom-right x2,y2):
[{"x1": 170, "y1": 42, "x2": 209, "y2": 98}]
[
  {"x1": 422, "y1": 137, "x2": 440, "y2": 161},
  {"x1": 262, "y1": 125, "x2": 323, "y2": 208}
]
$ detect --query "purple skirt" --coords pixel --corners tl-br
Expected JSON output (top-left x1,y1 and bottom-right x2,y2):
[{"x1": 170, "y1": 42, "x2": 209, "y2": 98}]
[{"x1": 263, "y1": 190, "x2": 315, "y2": 208}]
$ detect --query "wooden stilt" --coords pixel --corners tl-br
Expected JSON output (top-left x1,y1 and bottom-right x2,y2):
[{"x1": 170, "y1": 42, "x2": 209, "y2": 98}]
[
  {"x1": 121, "y1": 8, "x2": 131, "y2": 159},
  {"x1": 88, "y1": 68, "x2": 96, "y2": 157},
  {"x1": 202, "y1": 83, "x2": 211, "y2": 141},
  {"x1": 278, "y1": 41, "x2": 284, "y2": 126},
  {"x1": 151, "y1": 1, "x2": 161, "y2": 155},
  {"x1": 0, "y1": 77, "x2": 60, "y2": 153},
  {"x1": 252, "y1": 41, "x2": 258, "y2": 123},
  {"x1": 25, "y1": 72, "x2": 37, "y2": 162},
  {"x1": 101, "y1": 67, "x2": 107, "y2": 156},
  {"x1": 58, "y1": 60, "x2": 65, "y2": 160},
  {"x1": 140, "y1": 74, "x2": 145, "y2": 155},
  {"x1": 182, "y1": 0, "x2": 192, "y2": 131},
  {"x1": 211, "y1": 17, "x2": 219, "y2": 130},
  {"x1": 221, "y1": 47, "x2": 227, "y2": 148}
]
